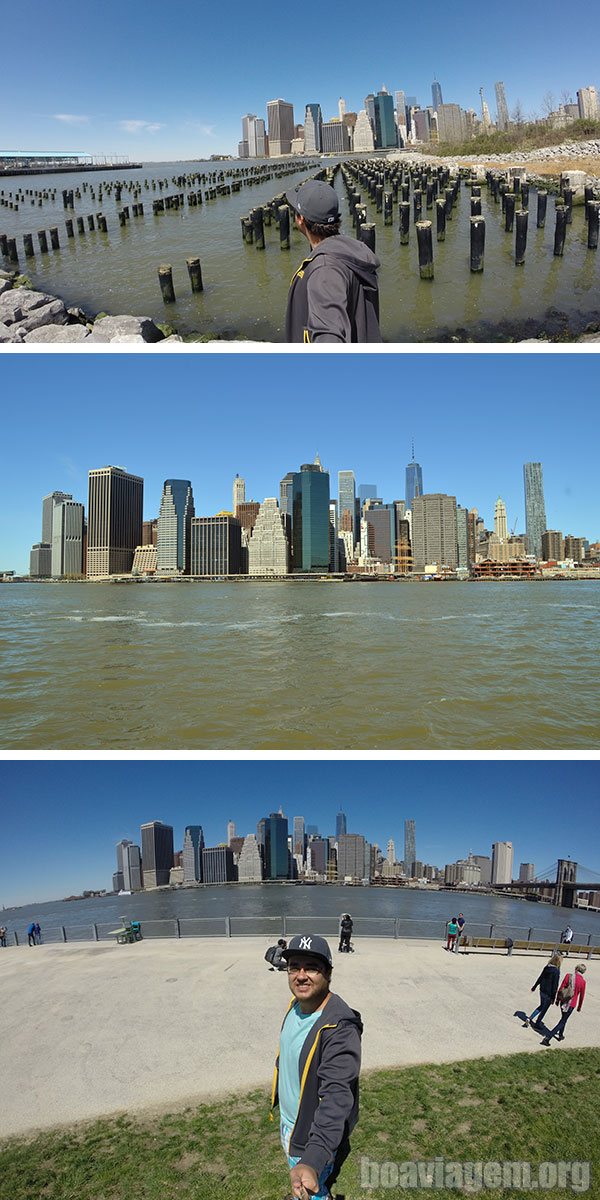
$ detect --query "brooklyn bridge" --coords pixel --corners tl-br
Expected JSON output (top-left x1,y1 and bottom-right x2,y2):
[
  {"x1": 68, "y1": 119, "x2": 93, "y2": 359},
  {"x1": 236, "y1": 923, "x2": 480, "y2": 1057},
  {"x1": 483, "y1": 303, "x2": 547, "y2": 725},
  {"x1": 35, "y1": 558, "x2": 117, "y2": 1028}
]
[{"x1": 494, "y1": 859, "x2": 600, "y2": 908}]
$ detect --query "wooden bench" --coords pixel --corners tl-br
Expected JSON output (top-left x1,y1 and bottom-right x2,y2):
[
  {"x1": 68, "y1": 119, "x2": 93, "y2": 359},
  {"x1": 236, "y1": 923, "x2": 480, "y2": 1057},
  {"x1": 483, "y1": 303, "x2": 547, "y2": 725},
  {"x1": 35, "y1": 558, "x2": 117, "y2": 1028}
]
[{"x1": 461, "y1": 937, "x2": 600, "y2": 958}]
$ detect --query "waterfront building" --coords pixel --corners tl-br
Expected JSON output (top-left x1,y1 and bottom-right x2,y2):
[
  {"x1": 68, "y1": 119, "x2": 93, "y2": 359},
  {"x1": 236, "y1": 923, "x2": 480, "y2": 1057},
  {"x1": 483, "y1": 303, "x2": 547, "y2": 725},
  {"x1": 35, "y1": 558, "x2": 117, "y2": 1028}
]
[
  {"x1": 577, "y1": 86, "x2": 600, "y2": 120},
  {"x1": 140, "y1": 820, "x2": 174, "y2": 889},
  {"x1": 413, "y1": 109, "x2": 431, "y2": 142},
  {"x1": 338, "y1": 471, "x2": 357, "y2": 539},
  {"x1": 328, "y1": 501, "x2": 339, "y2": 572},
  {"x1": 157, "y1": 479, "x2": 195, "y2": 575},
  {"x1": 494, "y1": 498, "x2": 508, "y2": 540},
  {"x1": 183, "y1": 825, "x2": 205, "y2": 884},
  {"x1": 29, "y1": 542, "x2": 52, "y2": 578},
  {"x1": 387, "y1": 838, "x2": 396, "y2": 863},
  {"x1": 491, "y1": 840, "x2": 514, "y2": 886},
  {"x1": 113, "y1": 871, "x2": 124, "y2": 892},
  {"x1": 405, "y1": 448, "x2": 423, "y2": 508},
  {"x1": 519, "y1": 863, "x2": 535, "y2": 883},
  {"x1": 121, "y1": 843, "x2": 142, "y2": 891},
  {"x1": 87, "y1": 466, "x2": 143, "y2": 577},
  {"x1": 495, "y1": 82, "x2": 510, "y2": 130},
  {"x1": 227, "y1": 821, "x2": 236, "y2": 845},
  {"x1": 472, "y1": 854, "x2": 491, "y2": 884},
  {"x1": 239, "y1": 115, "x2": 254, "y2": 158},
  {"x1": 237, "y1": 834, "x2": 263, "y2": 882},
  {"x1": 248, "y1": 116, "x2": 266, "y2": 157},
  {"x1": 236, "y1": 502, "x2": 260, "y2": 534},
  {"x1": 279, "y1": 472, "x2": 295, "y2": 519},
  {"x1": 267, "y1": 99, "x2": 295, "y2": 156},
  {"x1": 291, "y1": 458, "x2": 330, "y2": 572},
  {"x1": 308, "y1": 836, "x2": 328, "y2": 875},
  {"x1": 337, "y1": 834, "x2": 366, "y2": 882},
  {"x1": 257, "y1": 810, "x2": 289, "y2": 879},
  {"x1": 142, "y1": 519, "x2": 157, "y2": 546},
  {"x1": 395, "y1": 517, "x2": 412, "y2": 573},
  {"x1": 248, "y1": 498, "x2": 289, "y2": 575},
  {"x1": 293, "y1": 816, "x2": 305, "y2": 858},
  {"x1": 373, "y1": 89, "x2": 397, "y2": 148},
  {"x1": 404, "y1": 819, "x2": 416, "y2": 875},
  {"x1": 444, "y1": 858, "x2": 481, "y2": 886},
  {"x1": 190, "y1": 515, "x2": 242, "y2": 575},
  {"x1": 115, "y1": 840, "x2": 131, "y2": 891},
  {"x1": 456, "y1": 505, "x2": 469, "y2": 571},
  {"x1": 411, "y1": 494, "x2": 458, "y2": 573},
  {"x1": 564, "y1": 535, "x2": 586, "y2": 562},
  {"x1": 436, "y1": 104, "x2": 465, "y2": 144},
  {"x1": 542, "y1": 530, "x2": 565, "y2": 561},
  {"x1": 523, "y1": 462, "x2": 547, "y2": 559},
  {"x1": 353, "y1": 110, "x2": 375, "y2": 152},
  {"x1": 233, "y1": 474, "x2": 245, "y2": 513},
  {"x1": 336, "y1": 809, "x2": 347, "y2": 840},
  {"x1": 364, "y1": 502, "x2": 395, "y2": 563},
  {"x1": 202, "y1": 845, "x2": 236, "y2": 884},
  {"x1": 131, "y1": 544, "x2": 157, "y2": 575},
  {"x1": 304, "y1": 104, "x2": 323, "y2": 153},
  {"x1": 321, "y1": 120, "x2": 350, "y2": 154},
  {"x1": 431, "y1": 80, "x2": 443, "y2": 109},
  {"x1": 42, "y1": 490, "x2": 73, "y2": 546}
]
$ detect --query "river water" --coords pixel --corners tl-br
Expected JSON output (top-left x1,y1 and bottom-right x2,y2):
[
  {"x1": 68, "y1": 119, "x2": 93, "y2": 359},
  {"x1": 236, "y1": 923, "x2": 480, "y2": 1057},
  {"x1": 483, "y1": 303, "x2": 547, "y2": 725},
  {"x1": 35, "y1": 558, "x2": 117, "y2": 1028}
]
[
  {"x1": 1, "y1": 159, "x2": 598, "y2": 340},
  {"x1": 1, "y1": 580, "x2": 598, "y2": 749},
  {"x1": 3, "y1": 883, "x2": 600, "y2": 946}
]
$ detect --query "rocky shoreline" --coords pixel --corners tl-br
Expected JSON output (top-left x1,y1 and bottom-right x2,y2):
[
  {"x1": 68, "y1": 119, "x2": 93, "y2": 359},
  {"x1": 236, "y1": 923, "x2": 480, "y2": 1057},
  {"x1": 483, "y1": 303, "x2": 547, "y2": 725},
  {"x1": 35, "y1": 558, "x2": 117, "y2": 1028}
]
[{"x1": 392, "y1": 137, "x2": 600, "y2": 169}]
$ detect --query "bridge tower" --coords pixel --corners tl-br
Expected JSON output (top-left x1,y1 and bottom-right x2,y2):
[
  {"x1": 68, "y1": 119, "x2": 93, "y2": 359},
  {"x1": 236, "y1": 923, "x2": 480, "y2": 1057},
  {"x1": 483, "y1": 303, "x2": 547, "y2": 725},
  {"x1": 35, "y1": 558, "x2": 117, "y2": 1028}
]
[{"x1": 554, "y1": 859, "x2": 578, "y2": 907}]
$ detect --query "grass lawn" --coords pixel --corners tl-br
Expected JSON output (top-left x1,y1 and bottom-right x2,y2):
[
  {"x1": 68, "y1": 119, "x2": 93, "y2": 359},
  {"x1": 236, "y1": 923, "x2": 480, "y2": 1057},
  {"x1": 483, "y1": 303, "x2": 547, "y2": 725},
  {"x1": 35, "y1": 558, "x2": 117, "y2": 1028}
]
[{"x1": 1, "y1": 1049, "x2": 598, "y2": 1200}]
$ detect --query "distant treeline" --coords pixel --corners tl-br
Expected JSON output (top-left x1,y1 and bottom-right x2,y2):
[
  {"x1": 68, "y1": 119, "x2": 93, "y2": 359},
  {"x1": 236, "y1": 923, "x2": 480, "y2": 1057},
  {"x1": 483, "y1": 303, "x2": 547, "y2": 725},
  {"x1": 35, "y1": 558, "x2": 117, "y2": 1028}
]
[{"x1": 434, "y1": 119, "x2": 600, "y2": 159}]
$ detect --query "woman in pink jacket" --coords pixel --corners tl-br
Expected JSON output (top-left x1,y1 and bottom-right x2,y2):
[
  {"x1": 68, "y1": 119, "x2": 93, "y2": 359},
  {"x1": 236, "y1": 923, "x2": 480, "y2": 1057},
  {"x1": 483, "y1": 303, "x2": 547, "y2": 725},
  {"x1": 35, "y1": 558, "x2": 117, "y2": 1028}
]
[{"x1": 541, "y1": 964, "x2": 586, "y2": 1046}]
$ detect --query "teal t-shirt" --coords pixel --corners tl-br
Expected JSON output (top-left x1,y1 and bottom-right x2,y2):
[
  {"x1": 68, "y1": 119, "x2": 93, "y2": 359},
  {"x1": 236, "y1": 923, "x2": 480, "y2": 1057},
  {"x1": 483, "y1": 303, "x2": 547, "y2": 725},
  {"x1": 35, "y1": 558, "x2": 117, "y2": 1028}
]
[{"x1": 279, "y1": 1002, "x2": 323, "y2": 1128}]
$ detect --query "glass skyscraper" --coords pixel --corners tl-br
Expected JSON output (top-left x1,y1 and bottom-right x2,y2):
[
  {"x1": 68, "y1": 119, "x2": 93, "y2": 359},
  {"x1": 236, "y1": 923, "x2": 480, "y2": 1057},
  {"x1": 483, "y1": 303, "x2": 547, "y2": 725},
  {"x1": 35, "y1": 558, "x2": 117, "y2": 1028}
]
[
  {"x1": 291, "y1": 459, "x2": 330, "y2": 571},
  {"x1": 405, "y1": 450, "x2": 423, "y2": 508},
  {"x1": 157, "y1": 479, "x2": 195, "y2": 574},
  {"x1": 523, "y1": 462, "x2": 547, "y2": 559},
  {"x1": 258, "y1": 811, "x2": 289, "y2": 879},
  {"x1": 336, "y1": 809, "x2": 347, "y2": 839},
  {"x1": 304, "y1": 103, "x2": 323, "y2": 152},
  {"x1": 431, "y1": 80, "x2": 443, "y2": 109},
  {"x1": 183, "y1": 825, "x2": 205, "y2": 883},
  {"x1": 374, "y1": 90, "x2": 397, "y2": 148}
]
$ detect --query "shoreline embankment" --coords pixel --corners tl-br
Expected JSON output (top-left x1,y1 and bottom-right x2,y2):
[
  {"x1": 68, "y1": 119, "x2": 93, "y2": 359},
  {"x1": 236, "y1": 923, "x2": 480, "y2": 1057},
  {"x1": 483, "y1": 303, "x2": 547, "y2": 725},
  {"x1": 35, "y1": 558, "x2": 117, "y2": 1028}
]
[{"x1": 1, "y1": 937, "x2": 598, "y2": 1139}]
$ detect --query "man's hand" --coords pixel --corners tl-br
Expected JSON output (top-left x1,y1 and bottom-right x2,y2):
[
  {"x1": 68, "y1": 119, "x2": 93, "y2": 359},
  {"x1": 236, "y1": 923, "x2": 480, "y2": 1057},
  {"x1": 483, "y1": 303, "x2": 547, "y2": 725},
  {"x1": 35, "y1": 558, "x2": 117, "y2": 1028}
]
[{"x1": 290, "y1": 1162, "x2": 319, "y2": 1198}]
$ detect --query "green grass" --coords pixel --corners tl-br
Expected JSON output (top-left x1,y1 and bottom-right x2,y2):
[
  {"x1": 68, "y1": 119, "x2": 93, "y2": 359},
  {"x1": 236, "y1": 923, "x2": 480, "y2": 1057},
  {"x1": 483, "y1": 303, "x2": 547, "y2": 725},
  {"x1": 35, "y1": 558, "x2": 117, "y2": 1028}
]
[
  {"x1": 433, "y1": 119, "x2": 600, "y2": 159},
  {"x1": 1, "y1": 1050, "x2": 598, "y2": 1200}
]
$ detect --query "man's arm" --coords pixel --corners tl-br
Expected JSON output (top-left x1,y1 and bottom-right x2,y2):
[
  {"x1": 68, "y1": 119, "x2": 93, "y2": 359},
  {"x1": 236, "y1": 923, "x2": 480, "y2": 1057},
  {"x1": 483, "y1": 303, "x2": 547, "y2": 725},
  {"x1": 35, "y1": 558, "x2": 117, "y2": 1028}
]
[
  {"x1": 298, "y1": 1023, "x2": 361, "y2": 1177},
  {"x1": 305, "y1": 263, "x2": 352, "y2": 343}
]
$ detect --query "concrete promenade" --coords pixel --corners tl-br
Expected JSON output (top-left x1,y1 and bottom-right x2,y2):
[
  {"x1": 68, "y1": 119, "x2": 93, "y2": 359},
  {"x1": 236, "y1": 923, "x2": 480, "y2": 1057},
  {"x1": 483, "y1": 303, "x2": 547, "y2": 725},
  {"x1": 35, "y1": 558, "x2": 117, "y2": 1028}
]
[{"x1": 1, "y1": 937, "x2": 598, "y2": 1139}]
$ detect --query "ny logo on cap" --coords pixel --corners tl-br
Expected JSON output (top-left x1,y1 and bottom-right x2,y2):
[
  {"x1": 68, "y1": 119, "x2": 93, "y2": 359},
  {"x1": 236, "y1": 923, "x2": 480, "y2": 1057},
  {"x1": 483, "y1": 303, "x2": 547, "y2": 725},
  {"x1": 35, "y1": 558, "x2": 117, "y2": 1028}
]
[{"x1": 299, "y1": 936, "x2": 312, "y2": 950}]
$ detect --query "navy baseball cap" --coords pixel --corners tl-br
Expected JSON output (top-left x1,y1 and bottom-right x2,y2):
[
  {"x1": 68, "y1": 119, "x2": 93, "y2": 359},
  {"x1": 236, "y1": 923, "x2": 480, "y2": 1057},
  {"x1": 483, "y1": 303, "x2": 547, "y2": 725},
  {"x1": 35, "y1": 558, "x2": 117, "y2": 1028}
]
[
  {"x1": 281, "y1": 934, "x2": 333, "y2": 968},
  {"x1": 285, "y1": 180, "x2": 340, "y2": 224}
]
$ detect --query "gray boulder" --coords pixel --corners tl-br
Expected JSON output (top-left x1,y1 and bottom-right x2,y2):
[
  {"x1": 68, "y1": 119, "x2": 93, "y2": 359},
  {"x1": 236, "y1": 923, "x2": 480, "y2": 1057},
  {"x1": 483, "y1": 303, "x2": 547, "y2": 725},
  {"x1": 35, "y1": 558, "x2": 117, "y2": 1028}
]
[
  {"x1": 86, "y1": 315, "x2": 164, "y2": 343},
  {"x1": 23, "y1": 324, "x2": 90, "y2": 343},
  {"x1": 0, "y1": 279, "x2": 12, "y2": 298},
  {"x1": 0, "y1": 286, "x2": 67, "y2": 331}
]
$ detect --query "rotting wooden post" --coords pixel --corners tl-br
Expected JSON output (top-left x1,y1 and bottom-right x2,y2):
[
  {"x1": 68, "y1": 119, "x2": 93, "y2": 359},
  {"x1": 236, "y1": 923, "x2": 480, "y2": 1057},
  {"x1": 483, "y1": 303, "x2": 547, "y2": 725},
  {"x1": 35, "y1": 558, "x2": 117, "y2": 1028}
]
[
  {"x1": 23, "y1": 233, "x2": 35, "y2": 257},
  {"x1": 77, "y1": 216, "x2": 85, "y2": 235},
  {"x1": 537, "y1": 191, "x2": 548, "y2": 228},
  {"x1": 65, "y1": 218, "x2": 74, "y2": 238},
  {"x1": 97, "y1": 215, "x2": 108, "y2": 233},
  {"x1": 587, "y1": 201, "x2": 599, "y2": 250},
  {"x1": 470, "y1": 216, "x2": 485, "y2": 271},
  {"x1": 251, "y1": 206, "x2": 265, "y2": 249},
  {"x1": 37, "y1": 229, "x2": 49, "y2": 253},
  {"x1": 521, "y1": 182, "x2": 530, "y2": 209},
  {"x1": 553, "y1": 204, "x2": 567, "y2": 256},
  {"x1": 158, "y1": 263, "x2": 176, "y2": 303},
  {"x1": 186, "y1": 256, "x2": 204, "y2": 292},
  {"x1": 383, "y1": 192, "x2": 393, "y2": 225},
  {"x1": 515, "y1": 209, "x2": 528, "y2": 265},
  {"x1": 470, "y1": 196, "x2": 482, "y2": 217},
  {"x1": 359, "y1": 222, "x2": 376, "y2": 252},
  {"x1": 279, "y1": 204, "x2": 291, "y2": 250},
  {"x1": 416, "y1": 220, "x2": 434, "y2": 279},
  {"x1": 562, "y1": 187, "x2": 573, "y2": 225},
  {"x1": 399, "y1": 201, "x2": 410, "y2": 244},
  {"x1": 504, "y1": 192, "x2": 516, "y2": 232},
  {"x1": 6, "y1": 237, "x2": 18, "y2": 263},
  {"x1": 413, "y1": 190, "x2": 423, "y2": 221},
  {"x1": 49, "y1": 227, "x2": 60, "y2": 250},
  {"x1": 444, "y1": 188, "x2": 453, "y2": 219},
  {"x1": 87, "y1": 215, "x2": 95, "y2": 231},
  {"x1": 436, "y1": 197, "x2": 446, "y2": 241}
]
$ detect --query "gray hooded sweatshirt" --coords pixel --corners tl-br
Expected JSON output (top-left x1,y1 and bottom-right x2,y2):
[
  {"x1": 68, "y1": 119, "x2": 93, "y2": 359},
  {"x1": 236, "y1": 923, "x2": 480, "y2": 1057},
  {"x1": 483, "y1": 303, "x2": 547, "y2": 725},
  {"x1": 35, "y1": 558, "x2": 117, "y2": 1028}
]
[
  {"x1": 271, "y1": 991, "x2": 363, "y2": 1176},
  {"x1": 285, "y1": 234, "x2": 381, "y2": 343}
]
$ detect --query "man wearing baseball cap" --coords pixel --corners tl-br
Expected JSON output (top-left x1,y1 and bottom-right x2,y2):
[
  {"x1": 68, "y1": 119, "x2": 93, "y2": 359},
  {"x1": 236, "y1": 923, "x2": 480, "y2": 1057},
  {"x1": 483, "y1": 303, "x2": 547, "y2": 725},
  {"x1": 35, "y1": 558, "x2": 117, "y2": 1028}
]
[
  {"x1": 271, "y1": 933, "x2": 363, "y2": 1199},
  {"x1": 284, "y1": 179, "x2": 381, "y2": 343}
]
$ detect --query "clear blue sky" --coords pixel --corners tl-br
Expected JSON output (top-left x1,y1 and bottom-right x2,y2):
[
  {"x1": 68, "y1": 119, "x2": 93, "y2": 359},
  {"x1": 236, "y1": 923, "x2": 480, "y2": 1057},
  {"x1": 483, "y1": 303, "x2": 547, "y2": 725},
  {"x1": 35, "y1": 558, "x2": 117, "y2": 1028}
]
[
  {"x1": 0, "y1": 760, "x2": 598, "y2": 906},
  {"x1": 1, "y1": 355, "x2": 598, "y2": 574},
  {"x1": 3, "y1": 1, "x2": 597, "y2": 159}
]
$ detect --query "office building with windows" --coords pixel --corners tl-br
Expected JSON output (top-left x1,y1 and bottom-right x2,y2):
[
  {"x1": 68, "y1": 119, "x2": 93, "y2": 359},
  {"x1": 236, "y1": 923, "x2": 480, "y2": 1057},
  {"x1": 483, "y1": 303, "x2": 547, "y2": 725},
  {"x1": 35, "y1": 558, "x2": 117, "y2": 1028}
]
[
  {"x1": 431, "y1": 80, "x2": 443, "y2": 109},
  {"x1": 495, "y1": 82, "x2": 510, "y2": 130},
  {"x1": 248, "y1": 498, "x2": 289, "y2": 575},
  {"x1": 87, "y1": 466, "x2": 143, "y2": 577},
  {"x1": 304, "y1": 103, "x2": 323, "y2": 152},
  {"x1": 237, "y1": 834, "x2": 263, "y2": 882},
  {"x1": 338, "y1": 470, "x2": 356, "y2": 538},
  {"x1": 191, "y1": 515, "x2": 242, "y2": 575},
  {"x1": 51, "y1": 499, "x2": 84, "y2": 577},
  {"x1": 523, "y1": 462, "x2": 547, "y2": 558},
  {"x1": 404, "y1": 819, "x2": 416, "y2": 874},
  {"x1": 411, "y1": 494, "x2": 458, "y2": 572},
  {"x1": 257, "y1": 811, "x2": 289, "y2": 879},
  {"x1": 141, "y1": 821, "x2": 174, "y2": 889},
  {"x1": 267, "y1": 99, "x2": 294, "y2": 156},
  {"x1": 183, "y1": 825, "x2": 205, "y2": 883},
  {"x1": 405, "y1": 451, "x2": 423, "y2": 508},
  {"x1": 291, "y1": 458, "x2": 330, "y2": 572},
  {"x1": 202, "y1": 846, "x2": 236, "y2": 883},
  {"x1": 157, "y1": 479, "x2": 195, "y2": 575},
  {"x1": 491, "y1": 841, "x2": 514, "y2": 885}
]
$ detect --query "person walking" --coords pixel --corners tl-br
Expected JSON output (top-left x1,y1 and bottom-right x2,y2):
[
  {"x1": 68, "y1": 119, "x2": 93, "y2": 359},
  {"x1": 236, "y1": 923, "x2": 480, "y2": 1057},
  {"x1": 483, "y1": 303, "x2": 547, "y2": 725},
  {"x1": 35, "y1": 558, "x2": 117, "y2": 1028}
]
[
  {"x1": 541, "y1": 964, "x2": 586, "y2": 1046},
  {"x1": 338, "y1": 914, "x2": 353, "y2": 953},
  {"x1": 34, "y1": 922, "x2": 42, "y2": 945},
  {"x1": 271, "y1": 933, "x2": 362, "y2": 1200},
  {"x1": 454, "y1": 913, "x2": 466, "y2": 953},
  {"x1": 0, "y1": 925, "x2": 7, "y2": 948},
  {"x1": 27, "y1": 921, "x2": 37, "y2": 947},
  {"x1": 284, "y1": 180, "x2": 381, "y2": 344},
  {"x1": 445, "y1": 917, "x2": 458, "y2": 952},
  {"x1": 524, "y1": 951, "x2": 562, "y2": 1030}
]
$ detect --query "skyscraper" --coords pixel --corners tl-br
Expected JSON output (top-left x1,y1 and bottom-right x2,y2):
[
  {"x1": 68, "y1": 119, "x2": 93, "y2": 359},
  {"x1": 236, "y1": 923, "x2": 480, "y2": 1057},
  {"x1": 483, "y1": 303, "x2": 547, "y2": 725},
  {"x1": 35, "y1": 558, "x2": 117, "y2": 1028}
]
[
  {"x1": 248, "y1": 498, "x2": 289, "y2": 575},
  {"x1": 304, "y1": 104, "x2": 323, "y2": 153},
  {"x1": 291, "y1": 458, "x2": 330, "y2": 572},
  {"x1": 577, "y1": 86, "x2": 600, "y2": 120},
  {"x1": 122, "y1": 843, "x2": 142, "y2": 891},
  {"x1": 411, "y1": 494, "x2": 458, "y2": 572},
  {"x1": 456, "y1": 505, "x2": 469, "y2": 570},
  {"x1": 257, "y1": 811, "x2": 289, "y2": 879},
  {"x1": 431, "y1": 79, "x2": 443, "y2": 109},
  {"x1": 247, "y1": 116, "x2": 266, "y2": 157},
  {"x1": 373, "y1": 89, "x2": 397, "y2": 148},
  {"x1": 337, "y1": 834, "x2": 366, "y2": 881},
  {"x1": 237, "y1": 834, "x2": 263, "y2": 882},
  {"x1": 495, "y1": 82, "x2": 510, "y2": 131},
  {"x1": 190, "y1": 515, "x2": 242, "y2": 575},
  {"x1": 87, "y1": 466, "x2": 143, "y2": 577},
  {"x1": 523, "y1": 462, "x2": 547, "y2": 558},
  {"x1": 353, "y1": 110, "x2": 375, "y2": 152},
  {"x1": 436, "y1": 104, "x2": 465, "y2": 143},
  {"x1": 202, "y1": 846, "x2": 236, "y2": 883},
  {"x1": 336, "y1": 809, "x2": 347, "y2": 839},
  {"x1": 405, "y1": 446, "x2": 423, "y2": 508},
  {"x1": 157, "y1": 479, "x2": 195, "y2": 575},
  {"x1": 491, "y1": 841, "x2": 514, "y2": 885},
  {"x1": 293, "y1": 816, "x2": 305, "y2": 856},
  {"x1": 233, "y1": 474, "x2": 246, "y2": 513},
  {"x1": 29, "y1": 544, "x2": 52, "y2": 577},
  {"x1": 494, "y1": 498, "x2": 508, "y2": 540},
  {"x1": 279, "y1": 472, "x2": 295, "y2": 518},
  {"x1": 51, "y1": 499, "x2": 84, "y2": 577},
  {"x1": 42, "y1": 491, "x2": 73, "y2": 545},
  {"x1": 404, "y1": 819, "x2": 416, "y2": 874},
  {"x1": 140, "y1": 820, "x2": 174, "y2": 889},
  {"x1": 182, "y1": 825, "x2": 205, "y2": 883},
  {"x1": 267, "y1": 99, "x2": 294, "y2": 156},
  {"x1": 338, "y1": 470, "x2": 356, "y2": 539}
]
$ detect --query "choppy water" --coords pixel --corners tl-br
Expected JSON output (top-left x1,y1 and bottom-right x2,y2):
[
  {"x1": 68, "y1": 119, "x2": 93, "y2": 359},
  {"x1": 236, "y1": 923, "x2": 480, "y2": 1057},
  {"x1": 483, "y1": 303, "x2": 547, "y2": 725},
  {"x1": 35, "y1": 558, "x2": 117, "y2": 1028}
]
[
  {"x1": 1, "y1": 159, "x2": 598, "y2": 339},
  {"x1": 1, "y1": 581, "x2": 598, "y2": 749},
  {"x1": 3, "y1": 883, "x2": 599, "y2": 946}
]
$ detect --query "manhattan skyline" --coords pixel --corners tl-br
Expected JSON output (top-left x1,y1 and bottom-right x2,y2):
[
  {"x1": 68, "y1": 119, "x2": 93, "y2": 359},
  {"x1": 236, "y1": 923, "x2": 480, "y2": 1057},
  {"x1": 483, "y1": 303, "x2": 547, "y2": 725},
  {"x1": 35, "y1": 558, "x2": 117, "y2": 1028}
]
[
  {"x1": 2, "y1": 356, "x2": 599, "y2": 574},
  {"x1": 4, "y1": 0, "x2": 599, "y2": 160},
  {"x1": 1, "y1": 761, "x2": 599, "y2": 907}
]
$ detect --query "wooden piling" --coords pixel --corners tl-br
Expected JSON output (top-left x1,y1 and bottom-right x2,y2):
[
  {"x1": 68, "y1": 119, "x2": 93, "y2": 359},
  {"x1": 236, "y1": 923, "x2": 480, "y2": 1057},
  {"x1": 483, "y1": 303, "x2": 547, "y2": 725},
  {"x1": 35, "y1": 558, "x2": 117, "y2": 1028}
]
[
  {"x1": 87, "y1": 215, "x2": 95, "y2": 231},
  {"x1": 49, "y1": 227, "x2": 60, "y2": 250},
  {"x1": 384, "y1": 192, "x2": 393, "y2": 225},
  {"x1": 6, "y1": 237, "x2": 18, "y2": 263},
  {"x1": 470, "y1": 216, "x2": 485, "y2": 271},
  {"x1": 537, "y1": 191, "x2": 548, "y2": 229},
  {"x1": 553, "y1": 204, "x2": 567, "y2": 256},
  {"x1": 416, "y1": 220, "x2": 434, "y2": 279},
  {"x1": 515, "y1": 210, "x2": 528, "y2": 265},
  {"x1": 23, "y1": 233, "x2": 35, "y2": 257},
  {"x1": 186, "y1": 256, "x2": 204, "y2": 292},
  {"x1": 504, "y1": 193, "x2": 516, "y2": 232},
  {"x1": 413, "y1": 191, "x2": 423, "y2": 221},
  {"x1": 444, "y1": 188, "x2": 453, "y2": 219},
  {"x1": 470, "y1": 196, "x2": 482, "y2": 217},
  {"x1": 279, "y1": 205, "x2": 291, "y2": 250},
  {"x1": 65, "y1": 218, "x2": 74, "y2": 238},
  {"x1": 588, "y1": 201, "x2": 599, "y2": 250},
  {"x1": 37, "y1": 230, "x2": 49, "y2": 253},
  {"x1": 399, "y1": 201, "x2": 410, "y2": 244},
  {"x1": 435, "y1": 197, "x2": 446, "y2": 241},
  {"x1": 98, "y1": 215, "x2": 108, "y2": 233},
  {"x1": 77, "y1": 216, "x2": 85, "y2": 235},
  {"x1": 562, "y1": 187, "x2": 573, "y2": 224},
  {"x1": 251, "y1": 206, "x2": 265, "y2": 249},
  {"x1": 158, "y1": 264, "x2": 176, "y2": 303},
  {"x1": 358, "y1": 223, "x2": 376, "y2": 252},
  {"x1": 521, "y1": 183, "x2": 530, "y2": 209}
]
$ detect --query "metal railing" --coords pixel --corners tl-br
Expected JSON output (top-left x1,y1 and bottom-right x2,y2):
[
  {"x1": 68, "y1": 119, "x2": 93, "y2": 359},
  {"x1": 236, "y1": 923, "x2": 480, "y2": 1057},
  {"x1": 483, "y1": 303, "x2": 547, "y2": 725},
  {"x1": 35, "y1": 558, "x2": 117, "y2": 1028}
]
[{"x1": 1, "y1": 916, "x2": 598, "y2": 947}]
